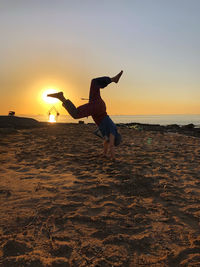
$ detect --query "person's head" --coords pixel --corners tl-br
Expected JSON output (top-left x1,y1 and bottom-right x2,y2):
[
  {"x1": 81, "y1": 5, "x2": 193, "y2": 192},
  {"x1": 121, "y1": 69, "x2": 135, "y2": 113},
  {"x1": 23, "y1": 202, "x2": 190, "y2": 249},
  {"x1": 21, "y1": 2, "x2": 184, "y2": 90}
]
[{"x1": 114, "y1": 133, "x2": 122, "y2": 146}]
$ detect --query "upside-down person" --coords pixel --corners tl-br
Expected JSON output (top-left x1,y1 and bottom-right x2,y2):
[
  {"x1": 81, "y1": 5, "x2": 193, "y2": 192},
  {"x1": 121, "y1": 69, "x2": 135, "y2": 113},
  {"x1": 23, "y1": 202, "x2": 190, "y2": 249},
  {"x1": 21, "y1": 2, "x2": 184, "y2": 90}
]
[{"x1": 47, "y1": 71, "x2": 123, "y2": 160}]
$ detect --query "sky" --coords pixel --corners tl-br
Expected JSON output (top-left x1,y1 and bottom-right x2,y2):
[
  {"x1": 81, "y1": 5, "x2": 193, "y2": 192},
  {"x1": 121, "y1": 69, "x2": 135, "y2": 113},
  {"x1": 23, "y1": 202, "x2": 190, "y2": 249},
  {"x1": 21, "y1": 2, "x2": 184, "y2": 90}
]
[{"x1": 0, "y1": 0, "x2": 200, "y2": 116}]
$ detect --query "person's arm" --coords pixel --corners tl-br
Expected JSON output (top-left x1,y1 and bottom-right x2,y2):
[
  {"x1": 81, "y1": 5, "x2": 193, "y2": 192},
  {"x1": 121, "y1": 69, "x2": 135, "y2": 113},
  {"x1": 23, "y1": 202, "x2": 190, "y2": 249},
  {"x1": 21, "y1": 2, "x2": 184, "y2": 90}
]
[
  {"x1": 109, "y1": 134, "x2": 115, "y2": 160},
  {"x1": 103, "y1": 139, "x2": 109, "y2": 157}
]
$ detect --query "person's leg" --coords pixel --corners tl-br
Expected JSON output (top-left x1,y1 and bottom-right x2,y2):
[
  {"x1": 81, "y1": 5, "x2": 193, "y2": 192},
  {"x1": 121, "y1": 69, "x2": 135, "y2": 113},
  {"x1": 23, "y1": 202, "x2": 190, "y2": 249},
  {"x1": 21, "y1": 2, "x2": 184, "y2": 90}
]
[
  {"x1": 62, "y1": 99, "x2": 79, "y2": 119},
  {"x1": 89, "y1": 70, "x2": 123, "y2": 101},
  {"x1": 47, "y1": 92, "x2": 78, "y2": 119},
  {"x1": 110, "y1": 70, "x2": 123, "y2": 83},
  {"x1": 47, "y1": 71, "x2": 123, "y2": 119},
  {"x1": 89, "y1": 77, "x2": 112, "y2": 101},
  {"x1": 65, "y1": 101, "x2": 95, "y2": 119},
  {"x1": 47, "y1": 92, "x2": 96, "y2": 119}
]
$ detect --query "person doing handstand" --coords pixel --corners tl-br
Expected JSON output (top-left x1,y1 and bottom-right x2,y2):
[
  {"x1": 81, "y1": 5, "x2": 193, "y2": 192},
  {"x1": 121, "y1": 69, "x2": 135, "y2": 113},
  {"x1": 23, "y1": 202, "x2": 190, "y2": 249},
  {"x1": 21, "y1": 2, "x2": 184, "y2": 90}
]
[{"x1": 47, "y1": 70, "x2": 123, "y2": 160}]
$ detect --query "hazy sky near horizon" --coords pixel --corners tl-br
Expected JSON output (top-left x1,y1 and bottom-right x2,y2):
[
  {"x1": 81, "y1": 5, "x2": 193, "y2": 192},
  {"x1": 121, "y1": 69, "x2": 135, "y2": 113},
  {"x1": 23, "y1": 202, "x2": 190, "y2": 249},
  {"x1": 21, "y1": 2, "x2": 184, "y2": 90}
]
[{"x1": 1, "y1": 0, "x2": 200, "y2": 116}]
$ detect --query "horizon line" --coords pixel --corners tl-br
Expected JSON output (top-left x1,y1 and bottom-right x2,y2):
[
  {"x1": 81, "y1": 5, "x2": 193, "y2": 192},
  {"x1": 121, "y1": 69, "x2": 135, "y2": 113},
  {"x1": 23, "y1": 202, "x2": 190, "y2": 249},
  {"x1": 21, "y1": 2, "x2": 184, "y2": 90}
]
[{"x1": 1, "y1": 113, "x2": 200, "y2": 117}]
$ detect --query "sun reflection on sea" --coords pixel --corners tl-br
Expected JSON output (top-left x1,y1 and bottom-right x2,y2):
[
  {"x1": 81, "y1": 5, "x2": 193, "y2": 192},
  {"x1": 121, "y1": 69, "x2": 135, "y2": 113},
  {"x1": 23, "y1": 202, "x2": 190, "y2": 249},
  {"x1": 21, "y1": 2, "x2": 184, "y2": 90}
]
[{"x1": 48, "y1": 114, "x2": 56, "y2": 123}]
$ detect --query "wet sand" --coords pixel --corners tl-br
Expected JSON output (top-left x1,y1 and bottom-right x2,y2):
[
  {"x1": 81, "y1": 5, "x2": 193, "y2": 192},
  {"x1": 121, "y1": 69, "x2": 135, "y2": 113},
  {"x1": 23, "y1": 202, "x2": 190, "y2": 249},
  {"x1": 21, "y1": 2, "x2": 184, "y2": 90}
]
[{"x1": 0, "y1": 123, "x2": 200, "y2": 266}]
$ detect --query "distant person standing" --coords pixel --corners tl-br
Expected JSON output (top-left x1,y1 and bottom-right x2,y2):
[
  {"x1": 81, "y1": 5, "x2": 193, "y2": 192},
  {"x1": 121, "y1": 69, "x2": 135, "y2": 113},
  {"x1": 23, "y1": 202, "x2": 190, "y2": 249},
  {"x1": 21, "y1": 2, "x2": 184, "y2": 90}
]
[{"x1": 48, "y1": 71, "x2": 123, "y2": 160}]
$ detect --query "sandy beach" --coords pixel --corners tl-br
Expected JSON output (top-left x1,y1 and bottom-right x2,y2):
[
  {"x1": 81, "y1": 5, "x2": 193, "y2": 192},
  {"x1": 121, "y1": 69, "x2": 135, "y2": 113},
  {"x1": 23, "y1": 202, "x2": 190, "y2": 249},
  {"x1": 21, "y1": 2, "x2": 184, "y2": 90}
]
[{"x1": 0, "y1": 123, "x2": 200, "y2": 266}]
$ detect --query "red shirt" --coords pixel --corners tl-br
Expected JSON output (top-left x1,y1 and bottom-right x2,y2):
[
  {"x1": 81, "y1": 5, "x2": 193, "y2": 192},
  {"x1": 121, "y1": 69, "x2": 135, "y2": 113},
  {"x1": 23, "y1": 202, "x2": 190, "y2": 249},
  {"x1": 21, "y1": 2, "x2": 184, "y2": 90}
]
[{"x1": 91, "y1": 99, "x2": 107, "y2": 126}]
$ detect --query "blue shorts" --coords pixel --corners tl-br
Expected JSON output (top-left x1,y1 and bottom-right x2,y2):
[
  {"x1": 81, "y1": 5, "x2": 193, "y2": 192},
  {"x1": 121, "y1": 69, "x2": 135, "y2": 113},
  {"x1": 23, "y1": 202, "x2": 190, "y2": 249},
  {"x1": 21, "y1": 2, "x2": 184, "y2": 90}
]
[
  {"x1": 98, "y1": 115, "x2": 117, "y2": 140},
  {"x1": 94, "y1": 115, "x2": 122, "y2": 146}
]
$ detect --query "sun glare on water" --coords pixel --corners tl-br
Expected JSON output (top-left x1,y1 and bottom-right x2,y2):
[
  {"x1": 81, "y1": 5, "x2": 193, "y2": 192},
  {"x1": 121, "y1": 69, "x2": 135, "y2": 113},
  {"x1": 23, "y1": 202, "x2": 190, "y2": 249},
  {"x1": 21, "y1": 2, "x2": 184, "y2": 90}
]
[
  {"x1": 42, "y1": 89, "x2": 59, "y2": 104},
  {"x1": 48, "y1": 114, "x2": 56, "y2": 123}
]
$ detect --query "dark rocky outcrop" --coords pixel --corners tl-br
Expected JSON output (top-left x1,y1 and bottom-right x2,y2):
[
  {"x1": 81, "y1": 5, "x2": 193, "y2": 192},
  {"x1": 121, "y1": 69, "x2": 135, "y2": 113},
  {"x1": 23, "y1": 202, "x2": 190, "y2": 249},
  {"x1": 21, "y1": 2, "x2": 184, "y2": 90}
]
[
  {"x1": 0, "y1": 116, "x2": 40, "y2": 129},
  {"x1": 0, "y1": 115, "x2": 199, "y2": 138},
  {"x1": 118, "y1": 122, "x2": 200, "y2": 138}
]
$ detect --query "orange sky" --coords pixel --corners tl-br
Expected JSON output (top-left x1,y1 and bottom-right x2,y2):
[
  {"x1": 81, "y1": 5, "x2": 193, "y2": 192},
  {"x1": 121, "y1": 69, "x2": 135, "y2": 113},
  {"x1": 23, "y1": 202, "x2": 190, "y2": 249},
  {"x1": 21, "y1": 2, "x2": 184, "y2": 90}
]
[{"x1": 1, "y1": 1, "x2": 200, "y2": 116}]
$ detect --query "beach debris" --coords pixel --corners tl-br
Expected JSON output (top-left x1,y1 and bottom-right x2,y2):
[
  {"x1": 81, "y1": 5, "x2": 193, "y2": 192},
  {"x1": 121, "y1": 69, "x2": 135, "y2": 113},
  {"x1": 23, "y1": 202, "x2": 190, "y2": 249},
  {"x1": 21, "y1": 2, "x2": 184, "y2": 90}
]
[
  {"x1": 129, "y1": 124, "x2": 142, "y2": 131},
  {"x1": 8, "y1": 111, "x2": 15, "y2": 116},
  {"x1": 0, "y1": 189, "x2": 11, "y2": 197},
  {"x1": 35, "y1": 182, "x2": 43, "y2": 192},
  {"x1": 147, "y1": 137, "x2": 152, "y2": 144}
]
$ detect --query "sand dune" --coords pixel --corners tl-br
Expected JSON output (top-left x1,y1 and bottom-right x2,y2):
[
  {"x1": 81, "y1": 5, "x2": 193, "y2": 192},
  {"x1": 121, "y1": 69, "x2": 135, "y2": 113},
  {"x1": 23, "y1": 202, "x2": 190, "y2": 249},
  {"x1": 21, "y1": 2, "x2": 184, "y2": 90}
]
[{"x1": 0, "y1": 123, "x2": 200, "y2": 266}]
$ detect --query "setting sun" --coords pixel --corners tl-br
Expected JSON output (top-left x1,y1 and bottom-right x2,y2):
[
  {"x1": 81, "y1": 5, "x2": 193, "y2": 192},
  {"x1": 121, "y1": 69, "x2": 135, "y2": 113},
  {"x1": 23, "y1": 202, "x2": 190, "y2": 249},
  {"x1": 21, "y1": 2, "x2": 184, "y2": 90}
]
[{"x1": 42, "y1": 89, "x2": 59, "y2": 104}]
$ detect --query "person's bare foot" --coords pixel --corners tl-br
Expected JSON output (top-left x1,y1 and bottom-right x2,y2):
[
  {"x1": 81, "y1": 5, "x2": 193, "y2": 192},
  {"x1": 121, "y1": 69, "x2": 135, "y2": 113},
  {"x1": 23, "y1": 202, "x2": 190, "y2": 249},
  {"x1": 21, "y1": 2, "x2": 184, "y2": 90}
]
[
  {"x1": 47, "y1": 92, "x2": 65, "y2": 101},
  {"x1": 111, "y1": 70, "x2": 123, "y2": 83}
]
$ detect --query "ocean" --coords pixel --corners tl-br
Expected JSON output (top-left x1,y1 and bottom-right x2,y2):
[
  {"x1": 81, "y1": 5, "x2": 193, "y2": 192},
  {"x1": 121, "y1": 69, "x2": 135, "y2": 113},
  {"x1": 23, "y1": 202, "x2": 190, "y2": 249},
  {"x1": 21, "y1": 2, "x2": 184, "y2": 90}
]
[{"x1": 21, "y1": 114, "x2": 200, "y2": 127}]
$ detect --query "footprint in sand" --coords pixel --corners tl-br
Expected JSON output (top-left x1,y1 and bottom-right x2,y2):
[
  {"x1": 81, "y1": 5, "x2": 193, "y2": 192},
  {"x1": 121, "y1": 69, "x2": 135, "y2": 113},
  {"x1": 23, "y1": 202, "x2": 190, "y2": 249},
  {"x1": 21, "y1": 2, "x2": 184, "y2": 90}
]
[
  {"x1": 16, "y1": 167, "x2": 31, "y2": 173},
  {"x1": 77, "y1": 174, "x2": 97, "y2": 180},
  {"x1": 168, "y1": 247, "x2": 200, "y2": 266},
  {"x1": 0, "y1": 189, "x2": 11, "y2": 197},
  {"x1": 49, "y1": 242, "x2": 72, "y2": 258},
  {"x1": 80, "y1": 206, "x2": 104, "y2": 216},
  {"x1": 87, "y1": 185, "x2": 113, "y2": 197},
  {"x1": 91, "y1": 229, "x2": 113, "y2": 240},
  {"x1": 2, "y1": 239, "x2": 32, "y2": 257},
  {"x1": 9, "y1": 165, "x2": 21, "y2": 171},
  {"x1": 20, "y1": 176, "x2": 34, "y2": 180},
  {"x1": 0, "y1": 168, "x2": 6, "y2": 173}
]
